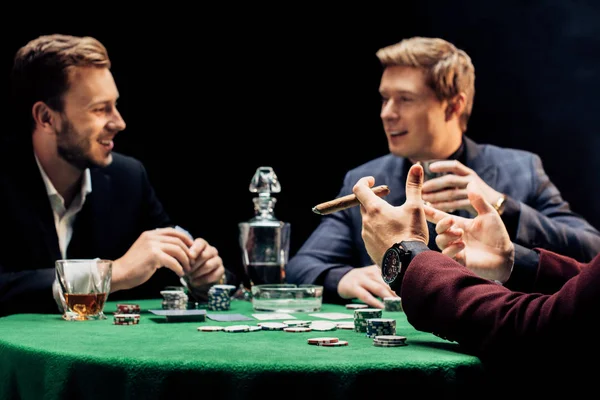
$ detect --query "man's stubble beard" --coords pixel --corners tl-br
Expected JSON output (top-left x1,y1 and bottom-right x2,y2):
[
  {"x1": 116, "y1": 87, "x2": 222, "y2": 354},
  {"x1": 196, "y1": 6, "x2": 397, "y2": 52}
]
[{"x1": 55, "y1": 119, "x2": 96, "y2": 171}]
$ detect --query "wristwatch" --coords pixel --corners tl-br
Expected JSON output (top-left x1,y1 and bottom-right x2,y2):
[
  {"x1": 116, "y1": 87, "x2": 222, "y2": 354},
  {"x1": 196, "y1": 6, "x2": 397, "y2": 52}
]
[{"x1": 381, "y1": 241, "x2": 421, "y2": 292}]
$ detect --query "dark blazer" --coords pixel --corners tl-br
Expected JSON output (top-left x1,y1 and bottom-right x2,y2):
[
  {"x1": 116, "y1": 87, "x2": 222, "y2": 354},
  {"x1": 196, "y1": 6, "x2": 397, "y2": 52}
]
[
  {"x1": 0, "y1": 147, "x2": 180, "y2": 316},
  {"x1": 402, "y1": 248, "x2": 600, "y2": 396},
  {"x1": 286, "y1": 136, "x2": 600, "y2": 301}
]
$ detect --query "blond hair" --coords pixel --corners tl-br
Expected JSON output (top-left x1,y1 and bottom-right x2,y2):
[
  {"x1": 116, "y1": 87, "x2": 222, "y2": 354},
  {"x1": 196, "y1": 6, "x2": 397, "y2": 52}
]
[{"x1": 376, "y1": 37, "x2": 475, "y2": 132}]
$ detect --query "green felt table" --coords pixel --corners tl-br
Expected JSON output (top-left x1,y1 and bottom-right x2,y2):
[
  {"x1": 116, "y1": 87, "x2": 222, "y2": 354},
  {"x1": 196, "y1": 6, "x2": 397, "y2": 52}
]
[{"x1": 0, "y1": 299, "x2": 486, "y2": 400}]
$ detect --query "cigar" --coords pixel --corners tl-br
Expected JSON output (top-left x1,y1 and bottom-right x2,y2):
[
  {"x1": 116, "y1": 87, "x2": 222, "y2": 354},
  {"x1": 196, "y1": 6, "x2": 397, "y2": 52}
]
[{"x1": 312, "y1": 185, "x2": 391, "y2": 215}]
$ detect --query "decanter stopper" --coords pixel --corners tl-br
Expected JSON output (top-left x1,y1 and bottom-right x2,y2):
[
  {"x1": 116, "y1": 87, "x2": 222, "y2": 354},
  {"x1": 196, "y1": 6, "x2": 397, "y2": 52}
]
[{"x1": 249, "y1": 166, "x2": 281, "y2": 221}]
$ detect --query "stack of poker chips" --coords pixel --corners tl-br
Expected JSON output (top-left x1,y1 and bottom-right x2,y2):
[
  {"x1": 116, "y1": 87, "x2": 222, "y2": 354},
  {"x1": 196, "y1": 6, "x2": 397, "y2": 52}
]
[
  {"x1": 207, "y1": 284, "x2": 236, "y2": 311},
  {"x1": 113, "y1": 303, "x2": 141, "y2": 325},
  {"x1": 373, "y1": 335, "x2": 407, "y2": 347},
  {"x1": 160, "y1": 290, "x2": 188, "y2": 310},
  {"x1": 384, "y1": 296, "x2": 403, "y2": 312},
  {"x1": 116, "y1": 303, "x2": 140, "y2": 314},
  {"x1": 113, "y1": 313, "x2": 140, "y2": 325},
  {"x1": 353, "y1": 308, "x2": 382, "y2": 333},
  {"x1": 365, "y1": 318, "x2": 396, "y2": 338}
]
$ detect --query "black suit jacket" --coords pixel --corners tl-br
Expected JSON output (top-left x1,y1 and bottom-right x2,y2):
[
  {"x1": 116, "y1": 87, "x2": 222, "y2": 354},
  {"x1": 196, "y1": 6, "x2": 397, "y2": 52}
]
[{"x1": 0, "y1": 146, "x2": 181, "y2": 316}]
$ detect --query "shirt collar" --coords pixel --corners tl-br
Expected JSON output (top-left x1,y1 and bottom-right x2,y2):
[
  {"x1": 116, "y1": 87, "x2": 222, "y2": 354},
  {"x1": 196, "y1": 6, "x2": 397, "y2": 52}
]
[{"x1": 34, "y1": 152, "x2": 93, "y2": 201}]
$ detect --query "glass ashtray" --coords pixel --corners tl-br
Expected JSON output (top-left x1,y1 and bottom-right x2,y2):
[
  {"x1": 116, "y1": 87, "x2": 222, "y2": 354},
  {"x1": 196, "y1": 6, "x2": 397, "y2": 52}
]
[{"x1": 251, "y1": 284, "x2": 323, "y2": 312}]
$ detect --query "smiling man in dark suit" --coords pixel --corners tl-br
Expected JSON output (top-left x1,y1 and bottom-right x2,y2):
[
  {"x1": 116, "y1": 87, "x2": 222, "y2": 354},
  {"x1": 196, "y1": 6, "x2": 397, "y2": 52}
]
[
  {"x1": 286, "y1": 36, "x2": 600, "y2": 308},
  {"x1": 0, "y1": 34, "x2": 225, "y2": 317}
]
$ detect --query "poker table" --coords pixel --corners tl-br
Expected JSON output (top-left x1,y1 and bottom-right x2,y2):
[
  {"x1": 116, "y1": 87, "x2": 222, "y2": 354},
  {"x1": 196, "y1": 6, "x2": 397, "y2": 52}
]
[{"x1": 0, "y1": 299, "x2": 487, "y2": 400}]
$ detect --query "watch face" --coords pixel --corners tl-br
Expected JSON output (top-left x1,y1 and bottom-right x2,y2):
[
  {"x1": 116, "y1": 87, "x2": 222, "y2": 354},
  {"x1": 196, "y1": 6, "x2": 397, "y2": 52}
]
[{"x1": 382, "y1": 247, "x2": 401, "y2": 284}]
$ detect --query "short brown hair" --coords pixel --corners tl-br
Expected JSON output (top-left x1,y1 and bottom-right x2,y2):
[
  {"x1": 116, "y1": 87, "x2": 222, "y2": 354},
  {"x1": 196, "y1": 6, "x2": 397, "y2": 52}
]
[
  {"x1": 10, "y1": 34, "x2": 111, "y2": 134},
  {"x1": 376, "y1": 37, "x2": 475, "y2": 132}
]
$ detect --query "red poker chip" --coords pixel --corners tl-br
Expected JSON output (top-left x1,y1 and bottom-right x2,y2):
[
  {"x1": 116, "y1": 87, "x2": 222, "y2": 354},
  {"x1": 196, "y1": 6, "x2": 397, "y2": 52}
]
[
  {"x1": 307, "y1": 337, "x2": 339, "y2": 345},
  {"x1": 317, "y1": 340, "x2": 349, "y2": 347}
]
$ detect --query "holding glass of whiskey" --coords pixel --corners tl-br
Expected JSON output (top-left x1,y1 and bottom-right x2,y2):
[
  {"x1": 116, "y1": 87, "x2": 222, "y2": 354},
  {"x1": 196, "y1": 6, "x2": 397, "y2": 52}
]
[{"x1": 55, "y1": 259, "x2": 112, "y2": 321}]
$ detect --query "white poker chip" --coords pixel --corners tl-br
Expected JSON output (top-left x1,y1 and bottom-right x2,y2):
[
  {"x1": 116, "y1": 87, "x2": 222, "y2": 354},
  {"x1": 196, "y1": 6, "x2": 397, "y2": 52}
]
[
  {"x1": 307, "y1": 337, "x2": 339, "y2": 345},
  {"x1": 247, "y1": 326, "x2": 262, "y2": 332},
  {"x1": 223, "y1": 325, "x2": 251, "y2": 332},
  {"x1": 258, "y1": 322, "x2": 287, "y2": 330},
  {"x1": 345, "y1": 304, "x2": 369, "y2": 309},
  {"x1": 336, "y1": 322, "x2": 355, "y2": 330},
  {"x1": 310, "y1": 321, "x2": 337, "y2": 331},
  {"x1": 283, "y1": 320, "x2": 311, "y2": 327},
  {"x1": 284, "y1": 327, "x2": 312, "y2": 333},
  {"x1": 317, "y1": 340, "x2": 349, "y2": 347},
  {"x1": 197, "y1": 326, "x2": 224, "y2": 332}
]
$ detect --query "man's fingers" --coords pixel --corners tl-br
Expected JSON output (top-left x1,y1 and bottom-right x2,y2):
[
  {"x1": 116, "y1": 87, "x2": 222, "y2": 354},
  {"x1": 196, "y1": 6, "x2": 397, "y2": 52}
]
[
  {"x1": 435, "y1": 230, "x2": 463, "y2": 250},
  {"x1": 423, "y1": 204, "x2": 450, "y2": 225},
  {"x1": 426, "y1": 160, "x2": 471, "y2": 176},
  {"x1": 466, "y1": 182, "x2": 496, "y2": 215},
  {"x1": 363, "y1": 277, "x2": 397, "y2": 300},
  {"x1": 355, "y1": 287, "x2": 384, "y2": 309},
  {"x1": 159, "y1": 254, "x2": 185, "y2": 277},
  {"x1": 353, "y1": 176, "x2": 383, "y2": 209},
  {"x1": 405, "y1": 164, "x2": 424, "y2": 203},
  {"x1": 162, "y1": 243, "x2": 192, "y2": 273},
  {"x1": 435, "y1": 216, "x2": 456, "y2": 234},
  {"x1": 441, "y1": 242, "x2": 466, "y2": 261}
]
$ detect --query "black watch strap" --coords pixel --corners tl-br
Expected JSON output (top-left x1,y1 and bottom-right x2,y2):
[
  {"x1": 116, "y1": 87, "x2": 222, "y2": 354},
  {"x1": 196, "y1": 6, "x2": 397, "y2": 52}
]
[{"x1": 382, "y1": 241, "x2": 428, "y2": 292}]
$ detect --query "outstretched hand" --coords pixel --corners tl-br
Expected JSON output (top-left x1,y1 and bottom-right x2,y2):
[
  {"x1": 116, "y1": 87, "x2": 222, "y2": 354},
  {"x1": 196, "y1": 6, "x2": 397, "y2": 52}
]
[
  {"x1": 423, "y1": 181, "x2": 515, "y2": 283},
  {"x1": 353, "y1": 163, "x2": 428, "y2": 267}
]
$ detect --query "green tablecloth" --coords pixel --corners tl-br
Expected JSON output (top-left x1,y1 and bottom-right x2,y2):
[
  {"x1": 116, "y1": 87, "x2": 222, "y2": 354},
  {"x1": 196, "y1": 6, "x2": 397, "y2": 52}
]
[{"x1": 0, "y1": 299, "x2": 485, "y2": 400}]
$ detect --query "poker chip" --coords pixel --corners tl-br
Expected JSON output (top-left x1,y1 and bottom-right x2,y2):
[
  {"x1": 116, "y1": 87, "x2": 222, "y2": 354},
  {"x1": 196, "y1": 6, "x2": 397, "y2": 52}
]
[
  {"x1": 336, "y1": 322, "x2": 355, "y2": 330},
  {"x1": 345, "y1": 304, "x2": 368, "y2": 310},
  {"x1": 307, "y1": 337, "x2": 339, "y2": 345},
  {"x1": 113, "y1": 313, "x2": 140, "y2": 325},
  {"x1": 208, "y1": 285, "x2": 232, "y2": 311},
  {"x1": 258, "y1": 322, "x2": 287, "y2": 331},
  {"x1": 197, "y1": 326, "x2": 224, "y2": 332},
  {"x1": 383, "y1": 297, "x2": 403, "y2": 312},
  {"x1": 283, "y1": 320, "x2": 311, "y2": 327},
  {"x1": 246, "y1": 326, "x2": 262, "y2": 332},
  {"x1": 354, "y1": 308, "x2": 382, "y2": 333},
  {"x1": 366, "y1": 318, "x2": 396, "y2": 338},
  {"x1": 373, "y1": 335, "x2": 407, "y2": 347},
  {"x1": 223, "y1": 325, "x2": 251, "y2": 333},
  {"x1": 309, "y1": 321, "x2": 337, "y2": 331},
  {"x1": 160, "y1": 290, "x2": 188, "y2": 310},
  {"x1": 116, "y1": 304, "x2": 140, "y2": 314},
  {"x1": 284, "y1": 327, "x2": 312, "y2": 333},
  {"x1": 317, "y1": 340, "x2": 349, "y2": 347}
]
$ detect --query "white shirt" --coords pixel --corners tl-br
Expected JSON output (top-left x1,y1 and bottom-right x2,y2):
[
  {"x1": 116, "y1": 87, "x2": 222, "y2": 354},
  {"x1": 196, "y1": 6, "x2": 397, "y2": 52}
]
[
  {"x1": 35, "y1": 154, "x2": 92, "y2": 311},
  {"x1": 35, "y1": 154, "x2": 92, "y2": 258}
]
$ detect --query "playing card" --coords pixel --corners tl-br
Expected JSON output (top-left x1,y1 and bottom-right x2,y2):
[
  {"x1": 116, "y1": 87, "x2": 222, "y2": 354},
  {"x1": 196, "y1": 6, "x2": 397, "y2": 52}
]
[
  {"x1": 252, "y1": 313, "x2": 295, "y2": 320},
  {"x1": 308, "y1": 312, "x2": 353, "y2": 320},
  {"x1": 207, "y1": 313, "x2": 254, "y2": 322}
]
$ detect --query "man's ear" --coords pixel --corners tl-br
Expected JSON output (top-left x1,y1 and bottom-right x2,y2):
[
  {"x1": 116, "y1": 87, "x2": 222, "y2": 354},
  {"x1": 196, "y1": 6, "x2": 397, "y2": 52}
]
[
  {"x1": 445, "y1": 93, "x2": 467, "y2": 121},
  {"x1": 32, "y1": 101, "x2": 54, "y2": 129}
]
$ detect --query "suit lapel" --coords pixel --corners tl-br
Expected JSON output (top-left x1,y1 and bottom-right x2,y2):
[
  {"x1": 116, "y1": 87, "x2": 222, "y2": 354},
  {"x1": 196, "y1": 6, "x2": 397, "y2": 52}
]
[
  {"x1": 464, "y1": 136, "x2": 499, "y2": 189},
  {"x1": 17, "y1": 151, "x2": 62, "y2": 261}
]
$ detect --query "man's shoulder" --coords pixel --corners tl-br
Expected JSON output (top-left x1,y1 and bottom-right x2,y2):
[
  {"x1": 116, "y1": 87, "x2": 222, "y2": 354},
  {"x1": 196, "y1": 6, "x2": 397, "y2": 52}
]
[{"x1": 468, "y1": 138, "x2": 539, "y2": 168}]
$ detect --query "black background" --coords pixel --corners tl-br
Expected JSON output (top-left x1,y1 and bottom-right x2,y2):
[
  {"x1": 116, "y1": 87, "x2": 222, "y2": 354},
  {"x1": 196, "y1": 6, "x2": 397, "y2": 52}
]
[{"x1": 2, "y1": 1, "x2": 600, "y2": 282}]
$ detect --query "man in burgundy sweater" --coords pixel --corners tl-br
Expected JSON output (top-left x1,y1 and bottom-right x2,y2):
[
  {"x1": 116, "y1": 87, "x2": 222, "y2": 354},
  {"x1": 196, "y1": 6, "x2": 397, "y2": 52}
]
[{"x1": 353, "y1": 163, "x2": 600, "y2": 396}]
